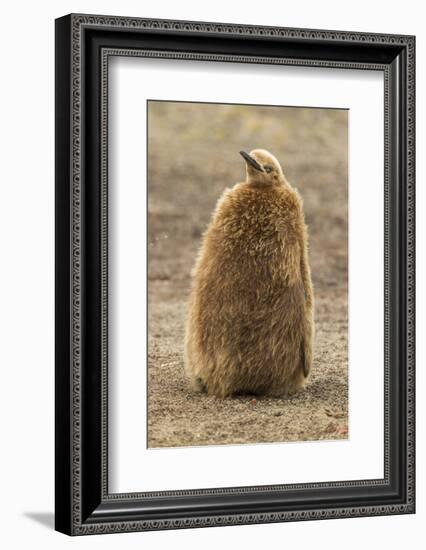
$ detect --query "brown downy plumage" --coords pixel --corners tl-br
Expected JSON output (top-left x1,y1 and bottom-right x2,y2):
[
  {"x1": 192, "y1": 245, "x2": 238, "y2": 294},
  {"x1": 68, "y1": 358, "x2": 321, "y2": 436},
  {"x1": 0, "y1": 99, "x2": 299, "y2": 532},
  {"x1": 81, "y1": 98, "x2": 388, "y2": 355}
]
[{"x1": 184, "y1": 149, "x2": 314, "y2": 398}]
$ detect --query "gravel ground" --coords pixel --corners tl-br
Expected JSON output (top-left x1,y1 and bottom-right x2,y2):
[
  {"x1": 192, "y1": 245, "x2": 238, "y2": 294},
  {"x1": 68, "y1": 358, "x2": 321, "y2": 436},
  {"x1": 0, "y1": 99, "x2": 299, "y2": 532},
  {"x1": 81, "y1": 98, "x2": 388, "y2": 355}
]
[{"x1": 147, "y1": 101, "x2": 348, "y2": 448}]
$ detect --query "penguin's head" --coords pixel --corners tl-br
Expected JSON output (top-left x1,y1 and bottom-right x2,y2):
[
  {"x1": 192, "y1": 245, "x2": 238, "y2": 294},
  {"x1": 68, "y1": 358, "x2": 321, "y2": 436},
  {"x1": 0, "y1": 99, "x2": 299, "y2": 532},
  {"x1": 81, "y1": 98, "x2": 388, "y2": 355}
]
[{"x1": 239, "y1": 149, "x2": 286, "y2": 187}]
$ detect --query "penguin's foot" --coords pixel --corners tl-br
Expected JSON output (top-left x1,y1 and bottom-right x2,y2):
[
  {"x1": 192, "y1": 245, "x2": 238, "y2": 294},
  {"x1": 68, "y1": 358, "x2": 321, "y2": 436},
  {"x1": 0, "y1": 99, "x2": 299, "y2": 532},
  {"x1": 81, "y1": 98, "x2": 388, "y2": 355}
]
[{"x1": 191, "y1": 376, "x2": 207, "y2": 393}]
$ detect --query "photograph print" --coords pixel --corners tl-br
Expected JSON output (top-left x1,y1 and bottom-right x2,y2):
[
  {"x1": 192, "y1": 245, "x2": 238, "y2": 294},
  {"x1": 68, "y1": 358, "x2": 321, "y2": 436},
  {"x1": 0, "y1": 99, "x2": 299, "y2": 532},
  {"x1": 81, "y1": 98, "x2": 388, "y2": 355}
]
[
  {"x1": 147, "y1": 100, "x2": 348, "y2": 449},
  {"x1": 55, "y1": 16, "x2": 415, "y2": 534}
]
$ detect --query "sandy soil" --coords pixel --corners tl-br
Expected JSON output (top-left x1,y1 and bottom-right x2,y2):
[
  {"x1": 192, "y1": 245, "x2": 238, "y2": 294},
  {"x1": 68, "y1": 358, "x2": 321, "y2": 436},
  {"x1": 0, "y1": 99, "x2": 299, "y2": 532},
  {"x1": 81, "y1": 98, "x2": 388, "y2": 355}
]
[{"x1": 147, "y1": 102, "x2": 348, "y2": 448}]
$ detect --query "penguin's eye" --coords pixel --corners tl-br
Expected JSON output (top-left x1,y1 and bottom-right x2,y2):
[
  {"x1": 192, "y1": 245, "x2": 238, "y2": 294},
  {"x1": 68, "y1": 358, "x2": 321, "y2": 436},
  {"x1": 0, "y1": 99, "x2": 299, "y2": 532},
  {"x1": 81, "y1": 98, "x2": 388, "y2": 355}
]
[{"x1": 264, "y1": 165, "x2": 273, "y2": 173}]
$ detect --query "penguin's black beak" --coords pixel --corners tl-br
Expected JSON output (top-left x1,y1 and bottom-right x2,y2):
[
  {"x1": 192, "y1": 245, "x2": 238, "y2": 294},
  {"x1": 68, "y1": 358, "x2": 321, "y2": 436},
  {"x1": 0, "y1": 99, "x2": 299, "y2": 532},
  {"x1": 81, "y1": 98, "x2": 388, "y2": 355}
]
[{"x1": 240, "y1": 151, "x2": 264, "y2": 172}]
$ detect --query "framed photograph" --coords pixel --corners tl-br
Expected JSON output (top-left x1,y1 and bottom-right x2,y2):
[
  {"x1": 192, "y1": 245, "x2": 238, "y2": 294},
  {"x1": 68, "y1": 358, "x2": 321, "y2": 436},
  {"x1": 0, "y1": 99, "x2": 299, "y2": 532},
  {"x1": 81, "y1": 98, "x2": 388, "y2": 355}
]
[{"x1": 55, "y1": 13, "x2": 415, "y2": 535}]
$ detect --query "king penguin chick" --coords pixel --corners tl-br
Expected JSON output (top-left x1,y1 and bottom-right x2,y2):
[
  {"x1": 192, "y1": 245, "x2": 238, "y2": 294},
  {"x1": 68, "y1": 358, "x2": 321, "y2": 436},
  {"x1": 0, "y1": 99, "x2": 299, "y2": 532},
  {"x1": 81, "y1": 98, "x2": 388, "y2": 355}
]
[{"x1": 184, "y1": 149, "x2": 314, "y2": 398}]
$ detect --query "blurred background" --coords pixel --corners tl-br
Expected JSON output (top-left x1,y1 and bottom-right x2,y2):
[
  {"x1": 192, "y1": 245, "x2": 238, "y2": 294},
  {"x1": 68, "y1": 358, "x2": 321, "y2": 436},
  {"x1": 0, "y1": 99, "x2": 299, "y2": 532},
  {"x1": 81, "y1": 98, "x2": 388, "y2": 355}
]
[{"x1": 147, "y1": 101, "x2": 348, "y2": 448}]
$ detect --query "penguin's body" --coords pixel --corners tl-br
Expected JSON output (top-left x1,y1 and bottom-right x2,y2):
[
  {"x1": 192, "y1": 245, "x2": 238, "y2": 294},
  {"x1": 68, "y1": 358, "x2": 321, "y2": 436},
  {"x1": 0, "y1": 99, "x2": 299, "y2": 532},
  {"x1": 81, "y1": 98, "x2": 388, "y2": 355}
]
[{"x1": 184, "y1": 149, "x2": 314, "y2": 398}]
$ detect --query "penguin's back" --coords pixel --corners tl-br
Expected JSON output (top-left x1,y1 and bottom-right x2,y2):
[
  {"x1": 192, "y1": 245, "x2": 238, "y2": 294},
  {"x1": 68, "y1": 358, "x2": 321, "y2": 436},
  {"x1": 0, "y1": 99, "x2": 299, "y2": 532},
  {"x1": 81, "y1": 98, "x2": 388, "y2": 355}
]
[
  {"x1": 190, "y1": 183, "x2": 306, "y2": 366},
  {"x1": 200, "y1": 183, "x2": 304, "y2": 283}
]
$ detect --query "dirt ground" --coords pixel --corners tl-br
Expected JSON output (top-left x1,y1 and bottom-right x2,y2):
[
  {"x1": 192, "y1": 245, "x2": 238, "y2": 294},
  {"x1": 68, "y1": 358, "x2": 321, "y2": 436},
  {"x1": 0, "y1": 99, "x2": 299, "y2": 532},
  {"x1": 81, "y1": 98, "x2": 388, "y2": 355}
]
[{"x1": 147, "y1": 101, "x2": 348, "y2": 448}]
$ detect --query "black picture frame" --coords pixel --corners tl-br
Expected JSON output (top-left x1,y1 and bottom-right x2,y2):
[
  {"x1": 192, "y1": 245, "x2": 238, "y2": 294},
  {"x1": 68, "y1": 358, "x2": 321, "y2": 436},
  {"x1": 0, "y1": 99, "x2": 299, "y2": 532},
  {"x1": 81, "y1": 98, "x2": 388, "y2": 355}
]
[{"x1": 55, "y1": 13, "x2": 415, "y2": 536}]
